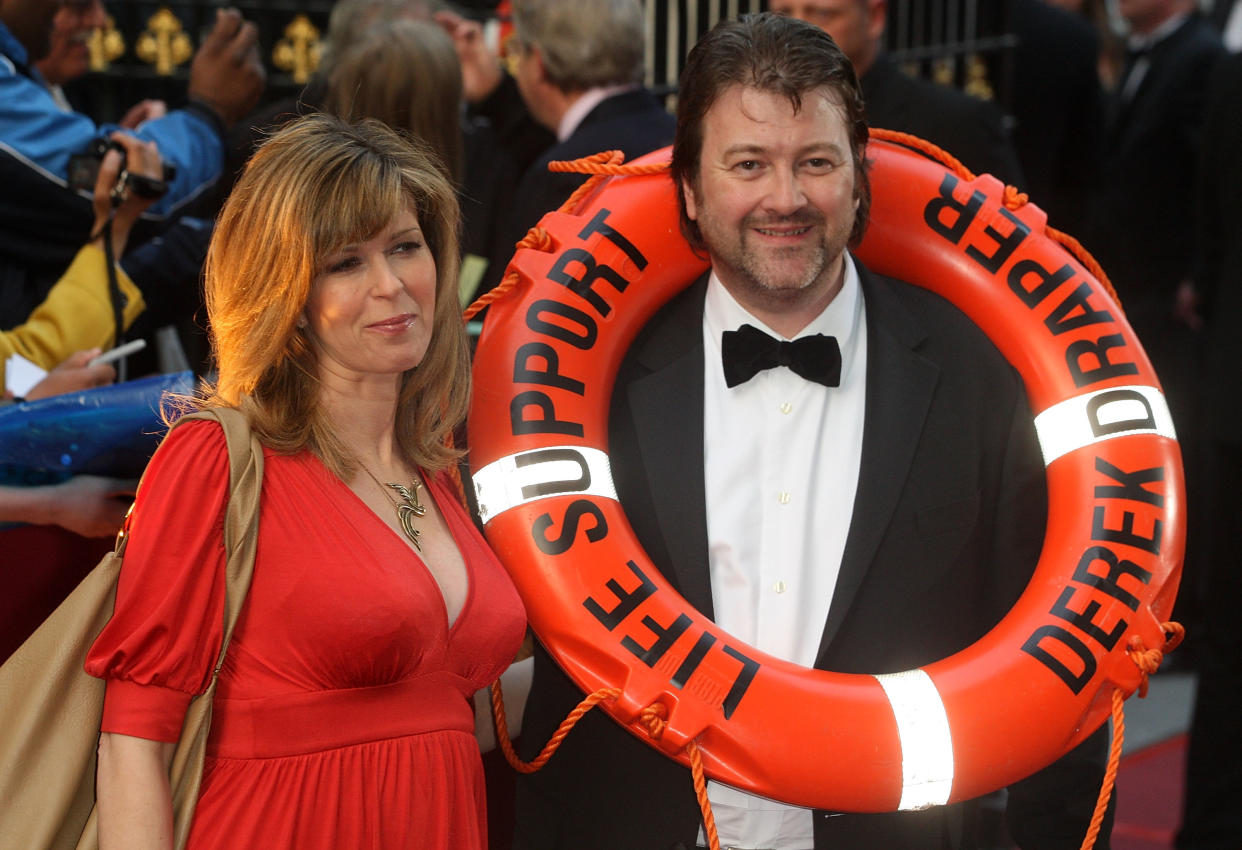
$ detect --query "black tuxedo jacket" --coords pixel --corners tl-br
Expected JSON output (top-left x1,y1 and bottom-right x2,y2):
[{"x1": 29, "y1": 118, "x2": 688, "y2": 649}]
[
  {"x1": 1089, "y1": 12, "x2": 1222, "y2": 324},
  {"x1": 500, "y1": 87, "x2": 675, "y2": 263},
  {"x1": 513, "y1": 265, "x2": 1109, "y2": 849}
]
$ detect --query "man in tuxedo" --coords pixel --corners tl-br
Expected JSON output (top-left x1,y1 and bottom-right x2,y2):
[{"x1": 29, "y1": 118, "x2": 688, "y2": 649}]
[
  {"x1": 499, "y1": 0, "x2": 675, "y2": 259},
  {"x1": 514, "y1": 13, "x2": 1108, "y2": 850}
]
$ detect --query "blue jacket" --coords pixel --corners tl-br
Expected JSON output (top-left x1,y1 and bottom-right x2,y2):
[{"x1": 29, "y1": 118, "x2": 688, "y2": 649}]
[{"x1": 1, "y1": 21, "x2": 224, "y2": 325}]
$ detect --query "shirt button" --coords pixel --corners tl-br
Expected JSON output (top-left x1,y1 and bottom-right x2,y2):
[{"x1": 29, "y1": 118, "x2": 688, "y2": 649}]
[
  {"x1": 778, "y1": 491, "x2": 791, "y2": 505},
  {"x1": 780, "y1": 401, "x2": 793, "y2": 415},
  {"x1": 774, "y1": 580, "x2": 787, "y2": 594}
]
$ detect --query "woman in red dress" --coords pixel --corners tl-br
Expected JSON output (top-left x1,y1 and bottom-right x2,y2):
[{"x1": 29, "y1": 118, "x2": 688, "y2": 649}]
[{"x1": 87, "y1": 114, "x2": 526, "y2": 849}]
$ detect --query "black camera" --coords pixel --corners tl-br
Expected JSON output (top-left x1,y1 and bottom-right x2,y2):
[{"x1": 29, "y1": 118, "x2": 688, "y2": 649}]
[{"x1": 66, "y1": 137, "x2": 177, "y2": 204}]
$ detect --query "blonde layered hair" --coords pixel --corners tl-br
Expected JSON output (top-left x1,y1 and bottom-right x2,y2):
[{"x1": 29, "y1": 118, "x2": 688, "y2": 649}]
[{"x1": 195, "y1": 114, "x2": 468, "y2": 476}]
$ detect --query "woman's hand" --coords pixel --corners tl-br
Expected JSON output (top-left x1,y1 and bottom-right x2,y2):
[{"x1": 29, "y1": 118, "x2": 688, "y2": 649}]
[{"x1": 90, "y1": 133, "x2": 165, "y2": 257}]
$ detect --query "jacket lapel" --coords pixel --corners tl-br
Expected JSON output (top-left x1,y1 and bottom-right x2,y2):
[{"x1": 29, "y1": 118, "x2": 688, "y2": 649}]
[
  {"x1": 815, "y1": 267, "x2": 940, "y2": 663},
  {"x1": 622, "y1": 277, "x2": 715, "y2": 619}
]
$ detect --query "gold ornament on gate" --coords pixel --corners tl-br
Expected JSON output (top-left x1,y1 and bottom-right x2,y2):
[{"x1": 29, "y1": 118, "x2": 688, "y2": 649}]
[
  {"x1": 273, "y1": 15, "x2": 321, "y2": 84},
  {"x1": 87, "y1": 14, "x2": 126, "y2": 72},
  {"x1": 136, "y1": 8, "x2": 193, "y2": 76},
  {"x1": 931, "y1": 55, "x2": 955, "y2": 88},
  {"x1": 964, "y1": 53, "x2": 995, "y2": 101}
]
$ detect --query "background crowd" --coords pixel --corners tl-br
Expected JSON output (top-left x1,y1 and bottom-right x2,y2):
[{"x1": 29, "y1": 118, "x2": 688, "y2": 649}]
[{"x1": 1, "y1": 1, "x2": 1239, "y2": 848}]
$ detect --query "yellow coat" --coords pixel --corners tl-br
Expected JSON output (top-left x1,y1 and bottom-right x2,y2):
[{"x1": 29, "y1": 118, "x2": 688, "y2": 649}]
[{"x1": 1, "y1": 243, "x2": 145, "y2": 394}]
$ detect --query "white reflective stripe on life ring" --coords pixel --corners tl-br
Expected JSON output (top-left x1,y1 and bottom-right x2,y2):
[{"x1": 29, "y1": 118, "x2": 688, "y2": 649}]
[
  {"x1": 473, "y1": 446, "x2": 618, "y2": 525},
  {"x1": 1034, "y1": 385, "x2": 1176, "y2": 467},
  {"x1": 874, "y1": 669, "x2": 955, "y2": 811}
]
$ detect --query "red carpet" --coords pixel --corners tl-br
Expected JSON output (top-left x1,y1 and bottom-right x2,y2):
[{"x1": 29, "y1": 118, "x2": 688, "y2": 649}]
[{"x1": 1112, "y1": 733, "x2": 1187, "y2": 850}]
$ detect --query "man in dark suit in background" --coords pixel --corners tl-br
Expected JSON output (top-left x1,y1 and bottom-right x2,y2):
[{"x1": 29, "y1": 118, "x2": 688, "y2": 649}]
[
  {"x1": 1088, "y1": 0, "x2": 1221, "y2": 419},
  {"x1": 514, "y1": 13, "x2": 1107, "y2": 850},
  {"x1": 1177, "y1": 50, "x2": 1242, "y2": 850},
  {"x1": 499, "y1": 0, "x2": 675, "y2": 263},
  {"x1": 769, "y1": 0, "x2": 1025, "y2": 186}
]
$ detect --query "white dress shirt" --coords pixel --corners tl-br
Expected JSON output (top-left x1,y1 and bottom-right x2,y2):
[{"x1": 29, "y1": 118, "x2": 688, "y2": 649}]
[{"x1": 696, "y1": 257, "x2": 868, "y2": 849}]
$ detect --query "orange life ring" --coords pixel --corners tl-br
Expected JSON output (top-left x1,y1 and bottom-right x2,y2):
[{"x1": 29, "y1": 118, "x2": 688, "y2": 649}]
[{"x1": 467, "y1": 138, "x2": 1184, "y2": 812}]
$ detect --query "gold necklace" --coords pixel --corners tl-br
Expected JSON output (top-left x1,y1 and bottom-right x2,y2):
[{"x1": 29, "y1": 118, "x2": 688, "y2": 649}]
[{"x1": 359, "y1": 464, "x2": 427, "y2": 550}]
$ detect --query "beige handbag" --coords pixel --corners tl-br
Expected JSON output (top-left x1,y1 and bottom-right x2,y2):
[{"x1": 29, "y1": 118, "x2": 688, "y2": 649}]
[{"x1": 0, "y1": 406, "x2": 264, "y2": 850}]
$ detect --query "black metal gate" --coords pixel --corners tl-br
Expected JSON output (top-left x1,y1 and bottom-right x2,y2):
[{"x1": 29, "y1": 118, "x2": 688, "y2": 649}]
[{"x1": 63, "y1": 1, "x2": 1016, "y2": 126}]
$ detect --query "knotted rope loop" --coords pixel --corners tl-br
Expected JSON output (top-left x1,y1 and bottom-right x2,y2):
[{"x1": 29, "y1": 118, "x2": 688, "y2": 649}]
[
  {"x1": 548, "y1": 150, "x2": 671, "y2": 178},
  {"x1": 462, "y1": 225, "x2": 555, "y2": 322},
  {"x1": 637, "y1": 700, "x2": 669, "y2": 740},
  {"x1": 489, "y1": 680, "x2": 721, "y2": 850},
  {"x1": 489, "y1": 680, "x2": 620, "y2": 774},
  {"x1": 1079, "y1": 620, "x2": 1185, "y2": 850},
  {"x1": 1002, "y1": 185, "x2": 1030, "y2": 210},
  {"x1": 1161, "y1": 621, "x2": 1186, "y2": 652},
  {"x1": 1127, "y1": 620, "x2": 1184, "y2": 698}
]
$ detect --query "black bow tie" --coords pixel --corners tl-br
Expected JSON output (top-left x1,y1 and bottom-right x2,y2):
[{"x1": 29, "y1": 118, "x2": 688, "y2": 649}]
[{"x1": 721, "y1": 324, "x2": 842, "y2": 388}]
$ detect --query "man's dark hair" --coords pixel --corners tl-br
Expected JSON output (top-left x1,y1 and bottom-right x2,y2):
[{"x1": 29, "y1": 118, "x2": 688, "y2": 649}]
[{"x1": 671, "y1": 12, "x2": 871, "y2": 250}]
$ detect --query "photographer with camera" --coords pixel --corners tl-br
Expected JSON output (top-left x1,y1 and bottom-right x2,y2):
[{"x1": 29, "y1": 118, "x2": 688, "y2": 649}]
[
  {"x1": 2, "y1": 132, "x2": 163, "y2": 397},
  {"x1": 1, "y1": 4, "x2": 265, "y2": 328}
]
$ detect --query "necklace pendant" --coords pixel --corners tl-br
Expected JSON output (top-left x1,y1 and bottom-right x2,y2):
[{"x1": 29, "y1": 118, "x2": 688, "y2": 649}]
[
  {"x1": 397, "y1": 505, "x2": 422, "y2": 550},
  {"x1": 386, "y1": 480, "x2": 426, "y2": 551}
]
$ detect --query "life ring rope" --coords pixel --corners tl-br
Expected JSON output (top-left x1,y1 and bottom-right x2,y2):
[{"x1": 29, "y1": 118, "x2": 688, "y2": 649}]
[
  {"x1": 547, "y1": 150, "x2": 670, "y2": 179},
  {"x1": 1077, "y1": 621, "x2": 1184, "y2": 850},
  {"x1": 489, "y1": 680, "x2": 724, "y2": 850}
]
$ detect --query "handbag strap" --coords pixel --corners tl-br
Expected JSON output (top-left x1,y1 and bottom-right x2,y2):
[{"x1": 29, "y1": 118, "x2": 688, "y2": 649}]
[
  {"x1": 112, "y1": 407, "x2": 264, "y2": 675},
  {"x1": 174, "y1": 408, "x2": 264, "y2": 676}
]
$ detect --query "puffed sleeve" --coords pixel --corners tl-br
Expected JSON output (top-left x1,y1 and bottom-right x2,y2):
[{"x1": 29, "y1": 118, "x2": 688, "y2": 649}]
[{"x1": 85, "y1": 418, "x2": 229, "y2": 742}]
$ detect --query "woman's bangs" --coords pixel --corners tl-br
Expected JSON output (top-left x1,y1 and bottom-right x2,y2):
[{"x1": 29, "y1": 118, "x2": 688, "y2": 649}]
[{"x1": 311, "y1": 152, "x2": 408, "y2": 263}]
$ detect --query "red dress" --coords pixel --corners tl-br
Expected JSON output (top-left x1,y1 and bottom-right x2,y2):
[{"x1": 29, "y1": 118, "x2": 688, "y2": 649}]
[{"x1": 86, "y1": 420, "x2": 526, "y2": 849}]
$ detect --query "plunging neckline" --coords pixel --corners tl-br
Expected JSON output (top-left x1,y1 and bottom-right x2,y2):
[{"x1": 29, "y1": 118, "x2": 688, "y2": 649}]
[{"x1": 327, "y1": 458, "x2": 474, "y2": 632}]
